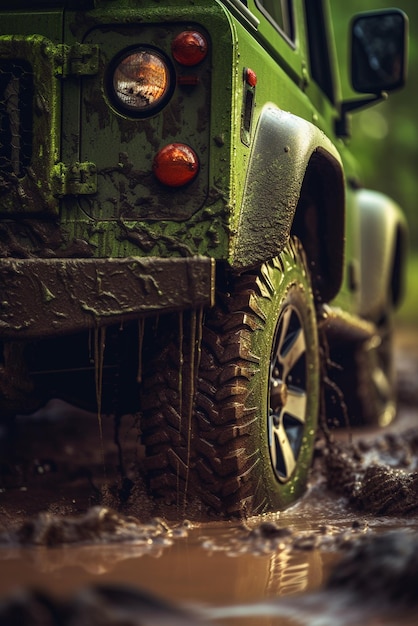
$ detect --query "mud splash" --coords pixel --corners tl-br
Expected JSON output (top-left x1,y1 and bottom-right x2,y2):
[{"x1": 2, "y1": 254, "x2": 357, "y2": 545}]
[
  {"x1": 200, "y1": 517, "x2": 370, "y2": 557},
  {"x1": 0, "y1": 507, "x2": 187, "y2": 549}
]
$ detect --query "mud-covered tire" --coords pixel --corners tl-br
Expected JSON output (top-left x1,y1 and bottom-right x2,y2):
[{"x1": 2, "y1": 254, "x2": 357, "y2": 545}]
[
  {"x1": 327, "y1": 319, "x2": 396, "y2": 428},
  {"x1": 354, "y1": 320, "x2": 396, "y2": 426},
  {"x1": 140, "y1": 238, "x2": 319, "y2": 517}
]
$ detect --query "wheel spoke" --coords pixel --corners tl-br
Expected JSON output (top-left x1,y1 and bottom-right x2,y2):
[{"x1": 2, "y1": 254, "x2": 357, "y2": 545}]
[
  {"x1": 285, "y1": 387, "x2": 307, "y2": 424},
  {"x1": 271, "y1": 418, "x2": 297, "y2": 480},
  {"x1": 276, "y1": 307, "x2": 292, "y2": 362},
  {"x1": 280, "y1": 327, "x2": 306, "y2": 380}
]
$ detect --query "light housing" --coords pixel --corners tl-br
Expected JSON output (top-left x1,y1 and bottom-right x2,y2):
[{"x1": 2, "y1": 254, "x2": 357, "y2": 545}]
[
  {"x1": 111, "y1": 47, "x2": 173, "y2": 116},
  {"x1": 153, "y1": 143, "x2": 199, "y2": 187}
]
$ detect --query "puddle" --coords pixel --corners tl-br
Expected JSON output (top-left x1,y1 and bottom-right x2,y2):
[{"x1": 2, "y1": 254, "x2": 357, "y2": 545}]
[
  {"x1": 1, "y1": 523, "x2": 418, "y2": 625},
  {"x1": 0, "y1": 523, "x2": 328, "y2": 600}
]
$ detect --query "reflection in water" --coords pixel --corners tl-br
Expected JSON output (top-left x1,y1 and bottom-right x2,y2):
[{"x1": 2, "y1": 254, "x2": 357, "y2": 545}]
[{"x1": 268, "y1": 551, "x2": 311, "y2": 597}]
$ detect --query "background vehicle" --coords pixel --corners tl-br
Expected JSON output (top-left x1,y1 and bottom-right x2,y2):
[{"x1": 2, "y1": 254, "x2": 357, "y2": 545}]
[{"x1": 0, "y1": 0, "x2": 408, "y2": 517}]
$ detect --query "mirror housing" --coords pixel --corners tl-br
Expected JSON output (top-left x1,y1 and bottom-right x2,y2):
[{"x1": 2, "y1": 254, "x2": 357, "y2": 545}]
[
  {"x1": 351, "y1": 9, "x2": 408, "y2": 94},
  {"x1": 336, "y1": 9, "x2": 408, "y2": 137}
]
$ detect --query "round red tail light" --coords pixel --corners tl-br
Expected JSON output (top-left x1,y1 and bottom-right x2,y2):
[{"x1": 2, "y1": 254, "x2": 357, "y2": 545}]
[
  {"x1": 171, "y1": 31, "x2": 208, "y2": 66},
  {"x1": 153, "y1": 144, "x2": 199, "y2": 187}
]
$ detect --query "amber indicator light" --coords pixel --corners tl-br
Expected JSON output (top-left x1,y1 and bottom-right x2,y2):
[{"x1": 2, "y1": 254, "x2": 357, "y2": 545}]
[
  {"x1": 153, "y1": 143, "x2": 199, "y2": 187},
  {"x1": 171, "y1": 31, "x2": 208, "y2": 66},
  {"x1": 245, "y1": 68, "x2": 257, "y2": 87}
]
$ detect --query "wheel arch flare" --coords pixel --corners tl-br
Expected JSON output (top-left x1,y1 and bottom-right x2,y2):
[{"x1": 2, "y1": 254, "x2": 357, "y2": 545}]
[{"x1": 230, "y1": 104, "x2": 345, "y2": 303}]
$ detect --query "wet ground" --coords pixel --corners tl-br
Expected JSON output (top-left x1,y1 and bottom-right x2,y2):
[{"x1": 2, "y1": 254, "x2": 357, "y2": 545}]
[{"x1": 0, "y1": 326, "x2": 418, "y2": 625}]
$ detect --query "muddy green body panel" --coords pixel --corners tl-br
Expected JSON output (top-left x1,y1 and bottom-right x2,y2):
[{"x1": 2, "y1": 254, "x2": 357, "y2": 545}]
[
  {"x1": 0, "y1": 0, "x2": 342, "y2": 262},
  {"x1": 0, "y1": 2, "x2": 235, "y2": 262},
  {"x1": 0, "y1": 0, "x2": 407, "y2": 336}
]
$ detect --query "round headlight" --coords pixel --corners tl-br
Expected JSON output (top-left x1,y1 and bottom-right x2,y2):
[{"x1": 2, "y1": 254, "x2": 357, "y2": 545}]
[{"x1": 111, "y1": 48, "x2": 172, "y2": 115}]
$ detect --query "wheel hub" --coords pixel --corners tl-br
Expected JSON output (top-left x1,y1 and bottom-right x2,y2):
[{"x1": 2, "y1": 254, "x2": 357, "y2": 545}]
[{"x1": 271, "y1": 379, "x2": 288, "y2": 411}]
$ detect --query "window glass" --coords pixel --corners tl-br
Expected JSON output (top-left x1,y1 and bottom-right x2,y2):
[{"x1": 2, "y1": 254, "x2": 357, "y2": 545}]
[
  {"x1": 256, "y1": 0, "x2": 294, "y2": 41},
  {"x1": 304, "y1": 0, "x2": 334, "y2": 102}
]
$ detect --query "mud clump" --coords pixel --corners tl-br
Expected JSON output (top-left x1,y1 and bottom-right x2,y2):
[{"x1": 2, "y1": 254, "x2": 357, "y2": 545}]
[
  {"x1": 324, "y1": 429, "x2": 418, "y2": 514},
  {"x1": 327, "y1": 531, "x2": 418, "y2": 607},
  {"x1": 201, "y1": 518, "x2": 369, "y2": 557},
  {"x1": 356, "y1": 465, "x2": 418, "y2": 514},
  {"x1": 0, "y1": 585, "x2": 206, "y2": 626},
  {"x1": 0, "y1": 506, "x2": 185, "y2": 547}
]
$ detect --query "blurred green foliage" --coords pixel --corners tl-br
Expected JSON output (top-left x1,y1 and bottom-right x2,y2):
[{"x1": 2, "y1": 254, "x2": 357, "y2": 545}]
[
  {"x1": 330, "y1": 0, "x2": 418, "y2": 246},
  {"x1": 396, "y1": 251, "x2": 418, "y2": 323}
]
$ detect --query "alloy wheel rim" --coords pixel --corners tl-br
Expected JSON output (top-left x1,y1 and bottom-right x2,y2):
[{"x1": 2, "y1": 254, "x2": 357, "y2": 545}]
[{"x1": 268, "y1": 304, "x2": 308, "y2": 483}]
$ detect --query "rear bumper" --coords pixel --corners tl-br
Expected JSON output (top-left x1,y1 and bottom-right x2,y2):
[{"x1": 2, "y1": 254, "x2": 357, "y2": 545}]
[{"x1": 0, "y1": 256, "x2": 215, "y2": 340}]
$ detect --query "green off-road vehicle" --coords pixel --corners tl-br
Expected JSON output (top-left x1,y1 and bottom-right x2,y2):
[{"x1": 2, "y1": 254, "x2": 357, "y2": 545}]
[{"x1": 0, "y1": 0, "x2": 408, "y2": 517}]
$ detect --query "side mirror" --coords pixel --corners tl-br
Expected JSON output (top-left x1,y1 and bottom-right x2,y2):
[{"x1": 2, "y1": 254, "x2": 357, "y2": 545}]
[{"x1": 351, "y1": 9, "x2": 408, "y2": 94}]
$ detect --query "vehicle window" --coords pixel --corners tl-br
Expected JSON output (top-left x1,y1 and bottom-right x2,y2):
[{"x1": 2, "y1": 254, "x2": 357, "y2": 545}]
[
  {"x1": 304, "y1": 0, "x2": 335, "y2": 102},
  {"x1": 255, "y1": 0, "x2": 295, "y2": 41}
]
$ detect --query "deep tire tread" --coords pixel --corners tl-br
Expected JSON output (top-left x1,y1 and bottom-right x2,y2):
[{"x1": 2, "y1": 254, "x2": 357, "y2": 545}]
[{"x1": 140, "y1": 238, "x2": 318, "y2": 516}]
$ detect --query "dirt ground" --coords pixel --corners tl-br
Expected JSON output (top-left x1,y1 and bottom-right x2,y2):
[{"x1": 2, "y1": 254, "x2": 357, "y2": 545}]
[{"x1": 0, "y1": 325, "x2": 418, "y2": 625}]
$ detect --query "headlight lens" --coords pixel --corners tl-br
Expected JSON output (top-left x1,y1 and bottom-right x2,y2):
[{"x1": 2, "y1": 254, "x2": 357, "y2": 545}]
[{"x1": 112, "y1": 48, "x2": 172, "y2": 115}]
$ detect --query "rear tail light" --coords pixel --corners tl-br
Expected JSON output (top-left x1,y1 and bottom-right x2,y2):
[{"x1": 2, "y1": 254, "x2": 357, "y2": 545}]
[
  {"x1": 171, "y1": 31, "x2": 208, "y2": 66},
  {"x1": 153, "y1": 143, "x2": 199, "y2": 187}
]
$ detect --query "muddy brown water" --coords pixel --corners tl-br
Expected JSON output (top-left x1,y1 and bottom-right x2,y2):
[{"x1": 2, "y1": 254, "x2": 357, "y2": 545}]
[{"x1": 1, "y1": 327, "x2": 418, "y2": 625}]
